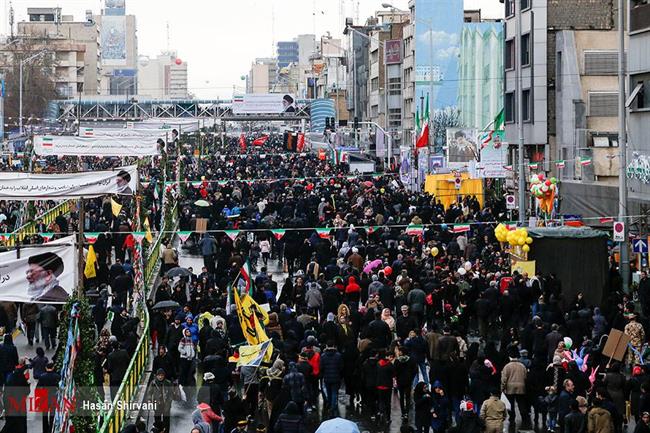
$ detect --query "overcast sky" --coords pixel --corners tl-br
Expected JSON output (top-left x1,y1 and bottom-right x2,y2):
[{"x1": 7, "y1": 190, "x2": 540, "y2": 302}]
[{"x1": 2, "y1": 0, "x2": 504, "y2": 99}]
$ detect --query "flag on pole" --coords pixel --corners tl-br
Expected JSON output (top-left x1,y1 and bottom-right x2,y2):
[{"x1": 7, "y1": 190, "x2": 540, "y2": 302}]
[
  {"x1": 405, "y1": 224, "x2": 424, "y2": 236},
  {"x1": 416, "y1": 94, "x2": 430, "y2": 149},
  {"x1": 252, "y1": 135, "x2": 269, "y2": 146},
  {"x1": 556, "y1": 160, "x2": 565, "y2": 169},
  {"x1": 237, "y1": 340, "x2": 272, "y2": 367},
  {"x1": 84, "y1": 245, "x2": 97, "y2": 279},
  {"x1": 452, "y1": 224, "x2": 471, "y2": 233},
  {"x1": 580, "y1": 157, "x2": 592, "y2": 166},
  {"x1": 235, "y1": 260, "x2": 255, "y2": 296},
  {"x1": 272, "y1": 229, "x2": 286, "y2": 240},
  {"x1": 315, "y1": 228, "x2": 331, "y2": 239},
  {"x1": 528, "y1": 162, "x2": 539, "y2": 170},
  {"x1": 40, "y1": 233, "x2": 55, "y2": 242},
  {"x1": 131, "y1": 232, "x2": 146, "y2": 243},
  {"x1": 233, "y1": 280, "x2": 272, "y2": 362},
  {"x1": 111, "y1": 198, "x2": 122, "y2": 217},
  {"x1": 479, "y1": 109, "x2": 505, "y2": 148}
]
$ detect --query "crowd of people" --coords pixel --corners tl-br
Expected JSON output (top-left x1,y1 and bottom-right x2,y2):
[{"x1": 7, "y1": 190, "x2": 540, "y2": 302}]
[{"x1": 123, "y1": 133, "x2": 644, "y2": 433}]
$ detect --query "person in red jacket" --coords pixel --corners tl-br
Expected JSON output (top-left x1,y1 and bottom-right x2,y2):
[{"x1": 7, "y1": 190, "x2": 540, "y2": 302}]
[
  {"x1": 345, "y1": 276, "x2": 361, "y2": 304},
  {"x1": 376, "y1": 350, "x2": 396, "y2": 424}
]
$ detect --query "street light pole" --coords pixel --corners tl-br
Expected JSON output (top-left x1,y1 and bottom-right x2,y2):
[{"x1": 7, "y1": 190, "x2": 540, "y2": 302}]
[
  {"x1": 618, "y1": 0, "x2": 629, "y2": 292},
  {"x1": 516, "y1": 1, "x2": 526, "y2": 226}
]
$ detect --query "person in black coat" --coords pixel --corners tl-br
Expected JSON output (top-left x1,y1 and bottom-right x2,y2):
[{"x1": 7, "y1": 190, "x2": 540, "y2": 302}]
[
  {"x1": 0, "y1": 334, "x2": 18, "y2": 384},
  {"x1": 564, "y1": 400, "x2": 586, "y2": 433},
  {"x1": 105, "y1": 341, "x2": 130, "y2": 400},
  {"x1": 320, "y1": 342, "x2": 344, "y2": 416},
  {"x1": 375, "y1": 350, "x2": 396, "y2": 423},
  {"x1": 36, "y1": 362, "x2": 61, "y2": 433},
  {"x1": 395, "y1": 345, "x2": 417, "y2": 419},
  {"x1": 152, "y1": 345, "x2": 176, "y2": 382},
  {"x1": 414, "y1": 382, "x2": 433, "y2": 433},
  {"x1": 2, "y1": 361, "x2": 30, "y2": 433},
  {"x1": 457, "y1": 403, "x2": 482, "y2": 433}
]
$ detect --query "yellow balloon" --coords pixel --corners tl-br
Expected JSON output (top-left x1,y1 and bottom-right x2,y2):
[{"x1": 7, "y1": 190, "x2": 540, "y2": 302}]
[
  {"x1": 431, "y1": 247, "x2": 439, "y2": 257},
  {"x1": 518, "y1": 237, "x2": 526, "y2": 246},
  {"x1": 522, "y1": 244, "x2": 530, "y2": 253},
  {"x1": 521, "y1": 229, "x2": 528, "y2": 237},
  {"x1": 526, "y1": 237, "x2": 533, "y2": 244}
]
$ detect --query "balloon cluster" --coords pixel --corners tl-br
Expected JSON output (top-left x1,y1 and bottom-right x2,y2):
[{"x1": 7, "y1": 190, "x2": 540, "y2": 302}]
[
  {"x1": 494, "y1": 224, "x2": 533, "y2": 253},
  {"x1": 529, "y1": 173, "x2": 558, "y2": 198},
  {"x1": 529, "y1": 173, "x2": 558, "y2": 214},
  {"x1": 457, "y1": 261, "x2": 473, "y2": 276}
]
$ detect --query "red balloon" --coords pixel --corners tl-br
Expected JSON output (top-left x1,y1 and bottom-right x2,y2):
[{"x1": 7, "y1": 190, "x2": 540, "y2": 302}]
[
  {"x1": 537, "y1": 173, "x2": 545, "y2": 181},
  {"x1": 175, "y1": 58, "x2": 182, "y2": 65},
  {"x1": 383, "y1": 266, "x2": 393, "y2": 276},
  {"x1": 545, "y1": 180, "x2": 551, "y2": 186}
]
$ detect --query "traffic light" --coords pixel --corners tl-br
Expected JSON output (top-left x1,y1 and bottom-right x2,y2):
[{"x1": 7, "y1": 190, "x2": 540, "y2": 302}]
[
  {"x1": 325, "y1": 117, "x2": 331, "y2": 132},
  {"x1": 330, "y1": 117, "x2": 336, "y2": 131},
  {"x1": 353, "y1": 117, "x2": 359, "y2": 131}
]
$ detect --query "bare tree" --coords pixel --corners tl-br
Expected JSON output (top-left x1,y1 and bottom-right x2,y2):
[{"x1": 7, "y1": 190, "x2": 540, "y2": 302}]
[{"x1": 0, "y1": 40, "x2": 60, "y2": 128}]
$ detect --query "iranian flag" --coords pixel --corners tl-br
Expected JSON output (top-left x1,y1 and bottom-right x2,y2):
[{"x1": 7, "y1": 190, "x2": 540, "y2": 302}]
[
  {"x1": 406, "y1": 224, "x2": 424, "y2": 236},
  {"x1": 82, "y1": 128, "x2": 94, "y2": 137},
  {"x1": 367, "y1": 226, "x2": 380, "y2": 234},
  {"x1": 599, "y1": 217, "x2": 614, "y2": 224},
  {"x1": 41, "y1": 137, "x2": 54, "y2": 147},
  {"x1": 452, "y1": 224, "x2": 471, "y2": 233},
  {"x1": 178, "y1": 231, "x2": 192, "y2": 243},
  {"x1": 40, "y1": 233, "x2": 55, "y2": 242},
  {"x1": 504, "y1": 223, "x2": 518, "y2": 231},
  {"x1": 528, "y1": 162, "x2": 539, "y2": 170},
  {"x1": 556, "y1": 160, "x2": 565, "y2": 169},
  {"x1": 237, "y1": 260, "x2": 254, "y2": 296},
  {"x1": 504, "y1": 165, "x2": 513, "y2": 171},
  {"x1": 190, "y1": 181, "x2": 202, "y2": 188},
  {"x1": 416, "y1": 94, "x2": 430, "y2": 149},
  {"x1": 580, "y1": 157, "x2": 592, "y2": 166},
  {"x1": 271, "y1": 229, "x2": 286, "y2": 240},
  {"x1": 224, "y1": 230, "x2": 240, "y2": 241},
  {"x1": 315, "y1": 228, "x2": 331, "y2": 239},
  {"x1": 479, "y1": 109, "x2": 505, "y2": 148},
  {"x1": 84, "y1": 232, "x2": 100, "y2": 244},
  {"x1": 131, "y1": 232, "x2": 146, "y2": 243},
  {"x1": 253, "y1": 136, "x2": 269, "y2": 146},
  {"x1": 218, "y1": 180, "x2": 229, "y2": 186}
]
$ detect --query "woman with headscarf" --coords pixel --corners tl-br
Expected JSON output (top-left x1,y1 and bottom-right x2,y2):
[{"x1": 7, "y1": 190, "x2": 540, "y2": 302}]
[{"x1": 381, "y1": 308, "x2": 396, "y2": 335}]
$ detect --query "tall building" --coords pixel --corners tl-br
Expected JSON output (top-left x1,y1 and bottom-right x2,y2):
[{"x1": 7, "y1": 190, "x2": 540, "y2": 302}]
[
  {"x1": 94, "y1": 0, "x2": 138, "y2": 96},
  {"x1": 137, "y1": 52, "x2": 188, "y2": 99},
  {"x1": 402, "y1": 0, "x2": 416, "y2": 147},
  {"x1": 310, "y1": 36, "x2": 348, "y2": 121},
  {"x1": 246, "y1": 57, "x2": 278, "y2": 93},
  {"x1": 458, "y1": 21, "x2": 504, "y2": 131},
  {"x1": 276, "y1": 41, "x2": 299, "y2": 68},
  {"x1": 626, "y1": 0, "x2": 650, "y2": 214},
  {"x1": 15, "y1": 7, "x2": 101, "y2": 97},
  {"x1": 344, "y1": 21, "x2": 371, "y2": 126},
  {"x1": 503, "y1": 0, "x2": 620, "y2": 217}
]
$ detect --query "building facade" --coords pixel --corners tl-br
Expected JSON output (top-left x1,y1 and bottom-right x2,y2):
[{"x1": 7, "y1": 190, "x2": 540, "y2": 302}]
[
  {"x1": 627, "y1": 0, "x2": 650, "y2": 214},
  {"x1": 137, "y1": 51, "x2": 188, "y2": 99},
  {"x1": 16, "y1": 7, "x2": 102, "y2": 97}
]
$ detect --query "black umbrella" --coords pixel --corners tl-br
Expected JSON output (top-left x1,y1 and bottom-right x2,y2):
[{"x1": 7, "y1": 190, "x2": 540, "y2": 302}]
[
  {"x1": 152, "y1": 300, "x2": 181, "y2": 310},
  {"x1": 166, "y1": 267, "x2": 193, "y2": 278}
]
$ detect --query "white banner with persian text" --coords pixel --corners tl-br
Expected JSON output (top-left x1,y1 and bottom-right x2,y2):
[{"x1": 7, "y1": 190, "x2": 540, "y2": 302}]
[
  {"x1": 34, "y1": 135, "x2": 160, "y2": 157},
  {"x1": 0, "y1": 236, "x2": 76, "y2": 304},
  {"x1": 0, "y1": 165, "x2": 138, "y2": 200}
]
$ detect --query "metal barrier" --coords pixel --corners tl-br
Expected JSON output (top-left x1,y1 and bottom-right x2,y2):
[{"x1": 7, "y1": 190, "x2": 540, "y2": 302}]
[
  {"x1": 5, "y1": 200, "x2": 74, "y2": 247},
  {"x1": 97, "y1": 202, "x2": 178, "y2": 433}
]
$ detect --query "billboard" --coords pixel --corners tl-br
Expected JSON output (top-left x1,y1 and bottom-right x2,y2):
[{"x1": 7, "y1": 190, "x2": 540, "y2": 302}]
[
  {"x1": 101, "y1": 15, "x2": 127, "y2": 65},
  {"x1": 104, "y1": 0, "x2": 126, "y2": 15},
  {"x1": 479, "y1": 131, "x2": 507, "y2": 178},
  {"x1": 416, "y1": 0, "x2": 463, "y2": 152},
  {"x1": 34, "y1": 135, "x2": 160, "y2": 157},
  {"x1": 385, "y1": 39, "x2": 403, "y2": 65},
  {"x1": 232, "y1": 94, "x2": 297, "y2": 115},
  {"x1": 0, "y1": 236, "x2": 76, "y2": 303},
  {"x1": 0, "y1": 165, "x2": 138, "y2": 200},
  {"x1": 446, "y1": 128, "x2": 478, "y2": 168}
]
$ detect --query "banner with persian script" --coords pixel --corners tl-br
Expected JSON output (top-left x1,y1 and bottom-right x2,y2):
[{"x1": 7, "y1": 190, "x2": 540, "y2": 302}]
[
  {"x1": 0, "y1": 165, "x2": 138, "y2": 200},
  {"x1": 34, "y1": 135, "x2": 160, "y2": 157}
]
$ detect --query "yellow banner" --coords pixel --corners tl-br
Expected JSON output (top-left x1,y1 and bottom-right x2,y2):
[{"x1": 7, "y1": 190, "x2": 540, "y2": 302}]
[{"x1": 512, "y1": 260, "x2": 536, "y2": 276}]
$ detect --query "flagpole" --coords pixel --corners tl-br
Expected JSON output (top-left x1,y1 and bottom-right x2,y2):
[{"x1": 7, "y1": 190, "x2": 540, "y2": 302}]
[{"x1": 77, "y1": 197, "x2": 85, "y2": 297}]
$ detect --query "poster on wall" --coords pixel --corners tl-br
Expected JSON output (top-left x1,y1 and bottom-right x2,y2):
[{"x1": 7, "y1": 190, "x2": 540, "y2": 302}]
[
  {"x1": 415, "y1": 0, "x2": 463, "y2": 152},
  {"x1": 479, "y1": 131, "x2": 507, "y2": 178},
  {"x1": 101, "y1": 15, "x2": 127, "y2": 65},
  {"x1": 34, "y1": 135, "x2": 160, "y2": 157},
  {"x1": 446, "y1": 128, "x2": 478, "y2": 168},
  {"x1": 0, "y1": 236, "x2": 76, "y2": 303},
  {"x1": 0, "y1": 165, "x2": 138, "y2": 200},
  {"x1": 399, "y1": 147, "x2": 412, "y2": 186}
]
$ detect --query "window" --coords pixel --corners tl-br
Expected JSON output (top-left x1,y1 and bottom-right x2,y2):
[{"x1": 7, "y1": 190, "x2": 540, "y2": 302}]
[
  {"x1": 629, "y1": 74, "x2": 650, "y2": 110},
  {"x1": 556, "y1": 52, "x2": 562, "y2": 91},
  {"x1": 589, "y1": 92, "x2": 618, "y2": 117},
  {"x1": 522, "y1": 89, "x2": 532, "y2": 121},
  {"x1": 505, "y1": 92, "x2": 515, "y2": 122},
  {"x1": 631, "y1": 0, "x2": 650, "y2": 33},
  {"x1": 371, "y1": 78, "x2": 379, "y2": 91},
  {"x1": 505, "y1": 0, "x2": 515, "y2": 17},
  {"x1": 505, "y1": 39, "x2": 515, "y2": 70},
  {"x1": 521, "y1": 33, "x2": 531, "y2": 66},
  {"x1": 521, "y1": 0, "x2": 531, "y2": 10}
]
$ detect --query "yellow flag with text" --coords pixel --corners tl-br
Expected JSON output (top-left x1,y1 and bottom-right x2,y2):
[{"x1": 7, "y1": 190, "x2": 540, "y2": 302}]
[
  {"x1": 233, "y1": 286, "x2": 273, "y2": 362},
  {"x1": 143, "y1": 216, "x2": 153, "y2": 243},
  {"x1": 111, "y1": 198, "x2": 122, "y2": 217}
]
